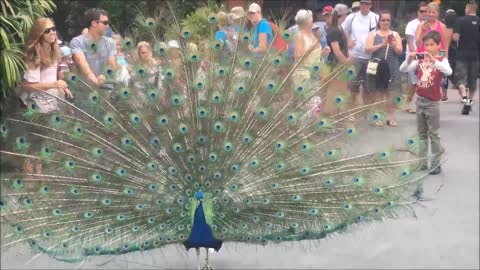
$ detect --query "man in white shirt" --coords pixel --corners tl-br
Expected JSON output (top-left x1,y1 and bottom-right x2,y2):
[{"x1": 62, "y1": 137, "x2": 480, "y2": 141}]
[
  {"x1": 341, "y1": 0, "x2": 379, "y2": 106},
  {"x1": 404, "y1": 1, "x2": 428, "y2": 113}
]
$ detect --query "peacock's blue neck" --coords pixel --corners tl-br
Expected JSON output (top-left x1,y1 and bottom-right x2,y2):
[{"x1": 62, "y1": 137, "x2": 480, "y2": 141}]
[{"x1": 183, "y1": 192, "x2": 222, "y2": 251}]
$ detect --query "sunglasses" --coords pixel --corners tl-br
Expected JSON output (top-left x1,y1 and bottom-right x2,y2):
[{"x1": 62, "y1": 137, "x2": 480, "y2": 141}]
[
  {"x1": 96, "y1": 20, "x2": 109, "y2": 26},
  {"x1": 44, "y1": 26, "x2": 56, "y2": 34},
  {"x1": 419, "y1": 10, "x2": 427, "y2": 13},
  {"x1": 381, "y1": 19, "x2": 391, "y2": 22}
]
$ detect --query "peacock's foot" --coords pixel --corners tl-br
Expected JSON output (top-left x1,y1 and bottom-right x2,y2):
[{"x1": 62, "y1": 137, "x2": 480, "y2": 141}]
[{"x1": 202, "y1": 264, "x2": 214, "y2": 270}]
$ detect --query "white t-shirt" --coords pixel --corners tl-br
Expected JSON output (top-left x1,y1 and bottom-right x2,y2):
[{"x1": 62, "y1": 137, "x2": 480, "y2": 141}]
[
  {"x1": 341, "y1": 11, "x2": 379, "y2": 59},
  {"x1": 405, "y1": 18, "x2": 421, "y2": 54}
]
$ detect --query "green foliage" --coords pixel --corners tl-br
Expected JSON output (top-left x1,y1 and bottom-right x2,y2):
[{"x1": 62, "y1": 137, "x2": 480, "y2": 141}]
[
  {"x1": 98, "y1": 0, "x2": 147, "y2": 36},
  {"x1": 0, "y1": 0, "x2": 56, "y2": 98},
  {"x1": 172, "y1": 3, "x2": 224, "y2": 43},
  {"x1": 124, "y1": 1, "x2": 224, "y2": 47}
]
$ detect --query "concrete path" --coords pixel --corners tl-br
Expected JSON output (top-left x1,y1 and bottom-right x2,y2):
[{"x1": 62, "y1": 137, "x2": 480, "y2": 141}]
[{"x1": 1, "y1": 91, "x2": 478, "y2": 269}]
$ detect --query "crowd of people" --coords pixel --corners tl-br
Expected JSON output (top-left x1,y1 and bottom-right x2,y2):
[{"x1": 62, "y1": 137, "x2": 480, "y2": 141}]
[{"x1": 16, "y1": 0, "x2": 479, "y2": 176}]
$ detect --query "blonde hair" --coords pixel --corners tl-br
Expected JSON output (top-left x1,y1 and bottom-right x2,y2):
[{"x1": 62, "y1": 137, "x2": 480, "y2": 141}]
[
  {"x1": 111, "y1": 34, "x2": 122, "y2": 45},
  {"x1": 217, "y1": 11, "x2": 230, "y2": 28},
  {"x1": 427, "y1": 2, "x2": 440, "y2": 14},
  {"x1": 136, "y1": 41, "x2": 155, "y2": 66},
  {"x1": 25, "y1": 17, "x2": 61, "y2": 68}
]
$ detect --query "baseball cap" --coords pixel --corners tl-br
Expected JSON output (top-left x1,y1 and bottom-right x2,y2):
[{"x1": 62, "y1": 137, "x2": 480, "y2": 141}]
[
  {"x1": 352, "y1": 2, "x2": 360, "y2": 9},
  {"x1": 248, "y1": 3, "x2": 261, "y2": 13},
  {"x1": 359, "y1": 0, "x2": 372, "y2": 3},
  {"x1": 230, "y1": 6, "x2": 245, "y2": 20},
  {"x1": 445, "y1": 9, "x2": 456, "y2": 14},
  {"x1": 334, "y1": 4, "x2": 349, "y2": 16},
  {"x1": 322, "y1": 6, "x2": 333, "y2": 15}
]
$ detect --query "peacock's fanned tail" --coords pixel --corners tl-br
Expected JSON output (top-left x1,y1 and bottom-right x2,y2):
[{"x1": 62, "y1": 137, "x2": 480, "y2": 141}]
[{"x1": 0, "y1": 4, "x2": 426, "y2": 263}]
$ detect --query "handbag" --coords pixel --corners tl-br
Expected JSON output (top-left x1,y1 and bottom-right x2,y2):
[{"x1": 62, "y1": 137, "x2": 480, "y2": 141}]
[{"x1": 366, "y1": 42, "x2": 390, "y2": 76}]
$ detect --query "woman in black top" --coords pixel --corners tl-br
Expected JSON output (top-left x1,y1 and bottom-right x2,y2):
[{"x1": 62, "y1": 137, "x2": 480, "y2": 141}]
[
  {"x1": 323, "y1": 4, "x2": 350, "y2": 115},
  {"x1": 326, "y1": 9, "x2": 349, "y2": 67}
]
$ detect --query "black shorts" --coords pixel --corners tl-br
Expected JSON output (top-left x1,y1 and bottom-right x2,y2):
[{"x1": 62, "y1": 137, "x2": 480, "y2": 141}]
[{"x1": 455, "y1": 59, "x2": 479, "y2": 92}]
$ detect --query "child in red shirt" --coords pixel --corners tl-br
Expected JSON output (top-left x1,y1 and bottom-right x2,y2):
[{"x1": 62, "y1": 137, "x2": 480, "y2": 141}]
[{"x1": 400, "y1": 30, "x2": 452, "y2": 175}]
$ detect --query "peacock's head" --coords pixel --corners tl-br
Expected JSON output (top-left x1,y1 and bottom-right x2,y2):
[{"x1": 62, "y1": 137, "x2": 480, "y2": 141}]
[{"x1": 195, "y1": 191, "x2": 203, "y2": 201}]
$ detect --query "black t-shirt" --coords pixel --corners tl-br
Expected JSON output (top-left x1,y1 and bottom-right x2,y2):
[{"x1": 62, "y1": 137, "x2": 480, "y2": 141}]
[
  {"x1": 326, "y1": 26, "x2": 349, "y2": 65},
  {"x1": 453, "y1": 15, "x2": 480, "y2": 60}
]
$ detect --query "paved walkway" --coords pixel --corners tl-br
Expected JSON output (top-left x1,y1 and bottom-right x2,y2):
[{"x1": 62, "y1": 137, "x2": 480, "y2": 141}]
[{"x1": 2, "y1": 91, "x2": 479, "y2": 269}]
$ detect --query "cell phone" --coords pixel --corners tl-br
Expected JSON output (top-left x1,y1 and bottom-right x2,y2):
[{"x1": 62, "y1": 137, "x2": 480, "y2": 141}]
[
  {"x1": 388, "y1": 34, "x2": 394, "y2": 44},
  {"x1": 416, "y1": 53, "x2": 425, "y2": 60}
]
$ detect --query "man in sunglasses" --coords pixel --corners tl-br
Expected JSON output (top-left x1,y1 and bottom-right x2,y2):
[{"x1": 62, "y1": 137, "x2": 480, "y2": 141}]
[
  {"x1": 404, "y1": 1, "x2": 428, "y2": 113},
  {"x1": 70, "y1": 8, "x2": 116, "y2": 87}
]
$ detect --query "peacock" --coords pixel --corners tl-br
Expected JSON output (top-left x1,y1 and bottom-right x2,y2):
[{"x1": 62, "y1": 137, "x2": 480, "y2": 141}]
[{"x1": 0, "y1": 5, "x2": 433, "y2": 270}]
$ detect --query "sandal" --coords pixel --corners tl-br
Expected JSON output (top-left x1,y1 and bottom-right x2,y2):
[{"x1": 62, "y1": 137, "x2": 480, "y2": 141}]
[
  {"x1": 375, "y1": 120, "x2": 384, "y2": 127},
  {"x1": 387, "y1": 120, "x2": 398, "y2": 127}
]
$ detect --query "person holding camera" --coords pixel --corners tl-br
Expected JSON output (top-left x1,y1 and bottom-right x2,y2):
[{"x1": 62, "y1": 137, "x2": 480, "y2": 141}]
[
  {"x1": 400, "y1": 31, "x2": 452, "y2": 175},
  {"x1": 365, "y1": 11, "x2": 403, "y2": 127},
  {"x1": 404, "y1": 1, "x2": 428, "y2": 113},
  {"x1": 415, "y1": 3, "x2": 448, "y2": 57}
]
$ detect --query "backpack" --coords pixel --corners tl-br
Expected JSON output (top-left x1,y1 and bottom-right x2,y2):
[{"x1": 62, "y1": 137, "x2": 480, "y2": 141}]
[{"x1": 268, "y1": 21, "x2": 288, "y2": 52}]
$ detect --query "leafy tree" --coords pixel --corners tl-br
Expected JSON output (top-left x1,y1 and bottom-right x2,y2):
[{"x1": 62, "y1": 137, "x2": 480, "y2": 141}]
[{"x1": 0, "y1": 0, "x2": 56, "y2": 98}]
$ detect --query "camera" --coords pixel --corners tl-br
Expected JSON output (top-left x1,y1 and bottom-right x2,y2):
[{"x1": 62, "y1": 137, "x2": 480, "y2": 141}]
[{"x1": 415, "y1": 53, "x2": 425, "y2": 60}]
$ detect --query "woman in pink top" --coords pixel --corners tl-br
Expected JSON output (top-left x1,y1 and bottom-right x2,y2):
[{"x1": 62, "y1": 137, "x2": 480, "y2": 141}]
[
  {"x1": 20, "y1": 17, "x2": 73, "y2": 175},
  {"x1": 21, "y1": 17, "x2": 72, "y2": 113},
  {"x1": 415, "y1": 2, "x2": 449, "y2": 55}
]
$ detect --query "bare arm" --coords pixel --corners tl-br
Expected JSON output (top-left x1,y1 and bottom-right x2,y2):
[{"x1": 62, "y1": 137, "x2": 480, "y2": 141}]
[
  {"x1": 364, "y1": 32, "x2": 376, "y2": 53},
  {"x1": 415, "y1": 22, "x2": 424, "y2": 49},
  {"x1": 394, "y1": 32, "x2": 403, "y2": 55},
  {"x1": 365, "y1": 32, "x2": 385, "y2": 54},
  {"x1": 72, "y1": 52, "x2": 98, "y2": 83},
  {"x1": 441, "y1": 23, "x2": 450, "y2": 57},
  {"x1": 22, "y1": 81, "x2": 57, "y2": 91},
  {"x1": 253, "y1": 33, "x2": 268, "y2": 53},
  {"x1": 406, "y1": 34, "x2": 415, "y2": 52},
  {"x1": 294, "y1": 35, "x2": 305, "y2": 62},
  {"x1": 313, "y1": 28, "x2": 322, "y2": 42}
]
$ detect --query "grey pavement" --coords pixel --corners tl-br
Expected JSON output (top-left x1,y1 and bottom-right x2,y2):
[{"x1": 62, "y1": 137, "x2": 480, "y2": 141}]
[{"x1": 1, "y1": 90, "x2": 479, "y2": 269}]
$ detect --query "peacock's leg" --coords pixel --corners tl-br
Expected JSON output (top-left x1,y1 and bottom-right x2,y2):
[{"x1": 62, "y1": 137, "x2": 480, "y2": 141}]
[
  {"x1": 201, "y1": 248, "x2": 213, "y2": 270},
  {"x1": 196, "y1": 248, "x2": 201, "y2": 270}
]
